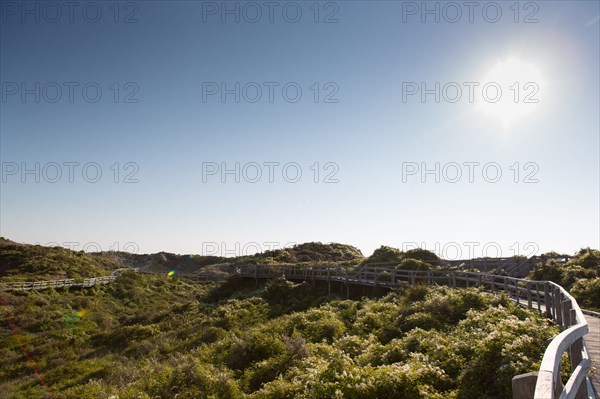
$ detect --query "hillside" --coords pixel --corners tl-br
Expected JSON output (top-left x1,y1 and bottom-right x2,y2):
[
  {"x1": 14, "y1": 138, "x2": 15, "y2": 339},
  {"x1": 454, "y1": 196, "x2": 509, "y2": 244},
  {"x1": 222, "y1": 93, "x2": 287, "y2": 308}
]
[
  {"x1": 238, "y1": 242, "x2": 365, "y2": 264},
  {"x1": 102, "y1": 250, "x2": 228, "y2": 275},
  {"x1": 100, "y1": 242, "x2": 364, "y2": 277},
  {"x1": 361, "y1": 246, "x2": 441, "y2": 268},
  {"x1": 0, "y1": 240, "x2": 365, "y2": 281},
  {"x1": 0, "y1": 238, "x2": 121, "y2": 281},
  {"x1": 0, "y1": 271, "x2": 556, "y2": 399}
]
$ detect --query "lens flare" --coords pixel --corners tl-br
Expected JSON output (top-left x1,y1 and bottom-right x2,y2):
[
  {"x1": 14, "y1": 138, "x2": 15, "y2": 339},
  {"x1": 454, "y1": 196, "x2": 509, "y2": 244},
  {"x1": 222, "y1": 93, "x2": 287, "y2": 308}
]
[
  {"x1": 478, "y1": 57, "x2": 544, "y2": 128},
  {"x1": 167, "y1": 270, "x2": 176, "y2": 277},
  {"x1": 63, "y1": 308, "x2": 88, "y2": 327}
]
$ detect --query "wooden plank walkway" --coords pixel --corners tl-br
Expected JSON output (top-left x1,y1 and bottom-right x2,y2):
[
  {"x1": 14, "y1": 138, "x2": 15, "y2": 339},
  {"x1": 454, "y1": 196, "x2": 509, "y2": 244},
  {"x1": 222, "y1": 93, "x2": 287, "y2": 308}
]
[{"x1": 585, "y1": 314, "x2": 600, "y2": 394}]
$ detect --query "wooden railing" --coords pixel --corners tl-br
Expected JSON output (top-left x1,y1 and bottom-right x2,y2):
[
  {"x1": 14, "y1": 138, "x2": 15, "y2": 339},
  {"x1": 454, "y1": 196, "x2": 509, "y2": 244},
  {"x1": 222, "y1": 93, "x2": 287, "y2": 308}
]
[
  {"x1": 0, "y1": 268, "x2": 228, "y2": 292},
  {"x1": 533, "y1": 282, "x2": 594, "y2": 399},
  {"x1": 444, "y1": 255, "x2": 574, "y2": 278},
  {"x1": 0, "y1": 268, "x2": 134, "y2": 292},
  {"x1": 234, "y1": 264, "x2": 595, "y2": 399}
]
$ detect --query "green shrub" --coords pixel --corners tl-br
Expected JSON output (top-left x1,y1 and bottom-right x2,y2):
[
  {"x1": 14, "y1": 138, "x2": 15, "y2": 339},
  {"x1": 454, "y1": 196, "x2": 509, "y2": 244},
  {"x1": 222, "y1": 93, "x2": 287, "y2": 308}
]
[
  {"x1": 366, "y1": 246, "x2": 403, "y2": 264},
  {"x1": 398, "y1": 258, "x2": 431, "y2": 271},
  {"x1": 455, "y1": 306, "x2": 557, "y2": 399},
  {"x1": 403, "y1": 284, "x2": 430, "y2": 302},
  {"x1": 528, "y1": 260, "x2": 564, "y2": 284},
  {"x1": 571, "y1": 278, "x2": 600, "y2": 311},
  {"x1": 527, "y1": 248, "x2": 600, "y2": 309},
  {"x1": 575, "y1": 248, "x2": 600, "y2": 271},
  {"x1": 224, "y1": 331, "x2": 286, "y2": 370},
  {"x1": 400, "y1": 311, "x2": 444, "y2": 332},
  {"x1": 283, "y1": 309, "x2": 346, "y2": 343},
  {"x1": 212, "y1": 298, "x2": 270, "y2": 330},
  {"x1": 404, "y1": 248, "x2": 440, "y2": 263}
]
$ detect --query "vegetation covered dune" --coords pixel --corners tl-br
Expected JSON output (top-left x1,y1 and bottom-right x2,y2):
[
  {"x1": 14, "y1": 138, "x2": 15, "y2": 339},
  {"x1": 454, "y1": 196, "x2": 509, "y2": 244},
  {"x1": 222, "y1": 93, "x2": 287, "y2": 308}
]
[
  {"x1": 1, "y1": 239, "x2": 598, "y2": 398},
  {"x1": 1, "y1": 272, "x2": 556, "y2": 399},
  {"x1": 0, "y1": 238, "x2": 121, "y2": 281}
]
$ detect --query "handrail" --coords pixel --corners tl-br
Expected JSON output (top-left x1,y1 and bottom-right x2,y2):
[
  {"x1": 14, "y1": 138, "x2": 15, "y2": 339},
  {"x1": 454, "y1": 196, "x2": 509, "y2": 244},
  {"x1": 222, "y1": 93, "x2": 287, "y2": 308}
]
[
  {"x1": 234, "y1": 264, "x2": 596, "y2": 399},
  {"x1": 534, "y1": 282, "x2": 591, "y2": 399},
  {"x1": 0, "y1": 268, "x2": 134, "y2": 291}
]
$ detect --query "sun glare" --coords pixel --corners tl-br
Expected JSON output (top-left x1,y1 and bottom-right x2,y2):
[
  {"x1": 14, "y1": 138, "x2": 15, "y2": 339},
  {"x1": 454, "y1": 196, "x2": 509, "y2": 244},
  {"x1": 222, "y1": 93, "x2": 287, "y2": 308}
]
[{"x1": 478, "y1": 57, "x2": 544, "y2": 128}]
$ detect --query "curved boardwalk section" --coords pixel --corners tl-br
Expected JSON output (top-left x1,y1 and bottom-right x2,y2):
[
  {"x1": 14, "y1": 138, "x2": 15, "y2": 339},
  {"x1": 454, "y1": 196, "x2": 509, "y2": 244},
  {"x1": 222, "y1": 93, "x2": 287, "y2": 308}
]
[{"x1": 235, "y1": 264, "x2": 597, "y2": 399}]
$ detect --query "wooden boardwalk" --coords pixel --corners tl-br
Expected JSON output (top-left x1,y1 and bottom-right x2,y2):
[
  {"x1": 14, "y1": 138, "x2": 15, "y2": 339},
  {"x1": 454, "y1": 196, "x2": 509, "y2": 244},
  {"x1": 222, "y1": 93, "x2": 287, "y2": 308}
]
[
  {"x1": 585, "y1": 314, "x2": 600, "y2": 394},
  {"x1": 235, "y1": 264, "x2": 597, "y2": 399},
  {"x1": 0, "y1": 268, "x2": 133, "y2": 291}
]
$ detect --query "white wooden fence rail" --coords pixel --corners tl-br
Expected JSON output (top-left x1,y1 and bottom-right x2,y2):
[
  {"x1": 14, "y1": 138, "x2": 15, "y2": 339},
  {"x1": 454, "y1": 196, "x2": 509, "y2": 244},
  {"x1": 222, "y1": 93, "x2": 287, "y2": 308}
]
[{"x1": 0, "y1": 268, "x2": 134, "y2": 291}]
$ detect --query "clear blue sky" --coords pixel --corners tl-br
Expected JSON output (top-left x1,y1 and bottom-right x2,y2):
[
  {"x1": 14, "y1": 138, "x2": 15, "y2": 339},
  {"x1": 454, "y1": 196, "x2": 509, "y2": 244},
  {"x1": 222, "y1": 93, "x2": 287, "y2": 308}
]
[{"x1": 1, "y1": 1, "x2": 599, "y2": 259}]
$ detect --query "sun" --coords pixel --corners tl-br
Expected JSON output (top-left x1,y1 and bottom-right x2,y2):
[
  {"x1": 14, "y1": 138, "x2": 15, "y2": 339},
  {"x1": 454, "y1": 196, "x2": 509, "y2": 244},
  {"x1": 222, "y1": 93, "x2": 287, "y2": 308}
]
[{"x1": 478, "y1": 57, "x2": 544, "y2": 128}]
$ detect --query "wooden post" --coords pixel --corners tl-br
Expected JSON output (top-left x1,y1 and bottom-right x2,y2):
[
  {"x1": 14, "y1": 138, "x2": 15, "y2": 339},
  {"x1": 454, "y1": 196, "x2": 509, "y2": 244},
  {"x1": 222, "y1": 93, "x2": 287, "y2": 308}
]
[
  {"x1": 570, "y1": 324, "x2": 584, "y2": 372},
  {"x1": 545, "y1": 283, "x2": 552, "y2": 319},
  {"x1": 563, "y1": 300, "x2": 572, "y2": 328},
  {"x1": 512, "y1": 372, "x2": 538, "y2": 399},
  {"x1": 554, "y1": 288, "x2": 563, "y2": 327},
  {"x1": 562, "y1": 303, "x2": 573, "y2": 362},
  {"x1": 567, "y1": 320, "x2": 588, "y2": 399},
  {"x1": 391, "y1": 269, "x2": 396, "y2": 286},
  {"x1": 345, "y1": 266, "x2": 349, "y2": 299},
  {"x1": 536, "y1": 282, "x2": 541, "y2": 313},
  {"x1": 527, "y1": 282, "x2": 532, "y2": 309}
]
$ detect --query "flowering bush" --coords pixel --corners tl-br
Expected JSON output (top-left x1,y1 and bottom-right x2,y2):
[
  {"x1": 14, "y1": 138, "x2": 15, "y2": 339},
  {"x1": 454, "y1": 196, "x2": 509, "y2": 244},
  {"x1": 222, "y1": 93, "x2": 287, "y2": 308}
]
[{"x1": 0, "y1": 275, "x2": 557, "y2": 399}]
